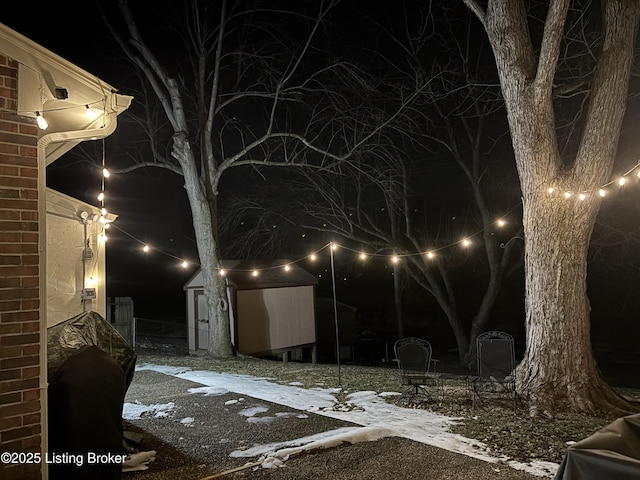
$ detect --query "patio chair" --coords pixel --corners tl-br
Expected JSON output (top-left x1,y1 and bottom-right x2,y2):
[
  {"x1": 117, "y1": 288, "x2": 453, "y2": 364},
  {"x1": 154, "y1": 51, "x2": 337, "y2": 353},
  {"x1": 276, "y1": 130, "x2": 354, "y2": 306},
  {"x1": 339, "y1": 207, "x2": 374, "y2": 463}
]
[
  {"x1": 394, "y1": 337, "x2": 440, "y2": 402},
  {"x1": 469, "y1": 331, "x2": 518, "y2": 412}
]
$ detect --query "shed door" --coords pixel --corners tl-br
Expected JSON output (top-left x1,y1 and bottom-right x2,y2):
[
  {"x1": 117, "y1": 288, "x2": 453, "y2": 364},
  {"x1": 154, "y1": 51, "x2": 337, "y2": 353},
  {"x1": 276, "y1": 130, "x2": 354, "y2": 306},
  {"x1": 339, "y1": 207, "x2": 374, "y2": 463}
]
[{"x1": 195, "y1": 291, "x2": 209, "y2": 350}]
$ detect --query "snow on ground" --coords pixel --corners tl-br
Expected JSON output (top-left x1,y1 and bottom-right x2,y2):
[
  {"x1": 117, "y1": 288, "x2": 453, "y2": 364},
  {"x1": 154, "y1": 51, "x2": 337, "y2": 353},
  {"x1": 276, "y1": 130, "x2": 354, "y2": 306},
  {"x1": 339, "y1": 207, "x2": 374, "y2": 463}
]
[
  {"x1": 134, "y1": 364, "x2": 558, "y2": 478},
  {"x1": 123, "y1": 400, "x2": 176, "y2": 420}
]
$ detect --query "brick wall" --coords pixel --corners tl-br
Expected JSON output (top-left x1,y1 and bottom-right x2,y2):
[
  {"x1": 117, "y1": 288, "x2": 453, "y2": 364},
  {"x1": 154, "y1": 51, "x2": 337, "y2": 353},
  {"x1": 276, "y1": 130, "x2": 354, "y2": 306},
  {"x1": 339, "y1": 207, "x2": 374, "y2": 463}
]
[{"x1": 0, "y1": 54, "x2": 43, "y2": 480}]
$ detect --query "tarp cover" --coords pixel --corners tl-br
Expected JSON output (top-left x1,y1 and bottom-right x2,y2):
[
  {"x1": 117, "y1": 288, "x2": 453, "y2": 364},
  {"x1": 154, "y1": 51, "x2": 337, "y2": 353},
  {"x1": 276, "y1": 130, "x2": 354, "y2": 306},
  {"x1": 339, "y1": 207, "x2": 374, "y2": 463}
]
[
  {"x1": 554, "y1": 413, "x2": 640, "y2": 480},
  {"x1": 47, "y1": 310, "x2": 136, "y2": 389},
  {"x1": 48, "y1": 345, "x2": 126, "y2": 480}
]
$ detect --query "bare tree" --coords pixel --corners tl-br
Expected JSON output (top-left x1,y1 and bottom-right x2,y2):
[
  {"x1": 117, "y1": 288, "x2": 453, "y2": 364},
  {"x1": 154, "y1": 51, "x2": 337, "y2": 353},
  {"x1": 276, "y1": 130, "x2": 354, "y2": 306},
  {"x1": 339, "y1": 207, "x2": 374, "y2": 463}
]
[
  {"x1": 222, "y1": 5, "x2": 525, "y2": 365},
  {"x1": 101, "y1": 0, "x2": 424, "y2": 357},
  {"x1": 463, "y1": 0, "x2": 640, "y2": 415}
]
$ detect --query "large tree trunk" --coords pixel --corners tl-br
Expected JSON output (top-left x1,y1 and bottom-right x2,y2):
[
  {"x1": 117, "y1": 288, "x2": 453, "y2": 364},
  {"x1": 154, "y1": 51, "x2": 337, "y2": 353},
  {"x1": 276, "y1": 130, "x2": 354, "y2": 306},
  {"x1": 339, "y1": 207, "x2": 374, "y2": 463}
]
[
  {"x1": 517, "y1": 189, "x2": 631, "y2": 415},
  {"x1": 465, "y1": 0, "x2": 640, "y2": 414},
  {"x1": 174, "y1": 134, "x2": 233, "y2": 358}
]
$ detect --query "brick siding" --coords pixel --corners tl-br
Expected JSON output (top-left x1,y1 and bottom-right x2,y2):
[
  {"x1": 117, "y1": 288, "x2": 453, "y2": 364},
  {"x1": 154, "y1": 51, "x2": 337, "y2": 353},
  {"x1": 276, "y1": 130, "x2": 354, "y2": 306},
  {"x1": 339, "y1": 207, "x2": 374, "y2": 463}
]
[{"x1": 0, "y1": 54, "x2": 42, "y2": 480}]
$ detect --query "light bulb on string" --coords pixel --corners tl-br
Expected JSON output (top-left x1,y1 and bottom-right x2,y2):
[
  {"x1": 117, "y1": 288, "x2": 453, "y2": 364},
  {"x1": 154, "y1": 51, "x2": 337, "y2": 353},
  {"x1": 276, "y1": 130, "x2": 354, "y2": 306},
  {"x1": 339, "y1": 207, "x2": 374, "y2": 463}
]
[
  {"x1": 496, "y1": 218, "x2": 506, "y2": 227},
  {"x1": 309, "y1": 254, "x2": 317, "y2": 262},
  {"x1": 252, "y1": 270, "x2": 259, "y2": 277},
  {"x1": 143, "y1": 245, "x2": 150, "y2": 253},
  {"x1": 284, "y1": 264, "x2": 291, "y2": 272},
  {"x1": 391, "y1": 255, "x2": 399, "y2": 264},
  {"x1": 101, "y1": 207, "x2": 107, "y2": 216},
  {"x1": 426, "y1": 251, "x2": 435, "y2": 260},
  {"x1": 36, "y1": 112, "x2": 48, "y2": 130},
  {"x1": 181, "y1": 260, "x2": 188, "y2": 268},
  {"x1": 85, "y1": 105, "x2": 96, "y2": 119},
  {"x1": 579, "y1": 193, "x2": 586, "y2": 201},
  {"x1": 619, "y1": 177, "x2": 626, "y2": 186},
  {"x1": 219, "y1": 269, "x2": 226, "y2": 277},
  {"x1": 461, "y1": 238, "x2": 471, "y2": 248},
  {"x1": 359, "y1": 252, "x2": 367, "y2": 261},
  {"x1": 599, "y1": 189, "x2": 606, "y2": 197},
  {"x1": 102, "y1": 168, "x2": 110, "y2": 178},
  {"x1": 97, "y1": 192, "x2": 105, "y2": 202}
]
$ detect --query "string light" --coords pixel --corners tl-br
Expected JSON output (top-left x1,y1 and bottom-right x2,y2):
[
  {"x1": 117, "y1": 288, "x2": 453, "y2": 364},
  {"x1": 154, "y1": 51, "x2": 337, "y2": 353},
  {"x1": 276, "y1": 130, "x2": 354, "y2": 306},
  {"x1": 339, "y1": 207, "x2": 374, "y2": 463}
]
[
  {"x1": 143, "y1": 245, "x2": 150, "y2": 253},
  {"x1": 85, "y1": 105, "x2": 96, "y2": 119},
  {"x1": 35, "y1": 111, "x2": 48, "y2": 130},
  {"x1": 546, "y1": 160, "x2": 640, "y2": 200},
  {"x1": 105, "y1": 202, "x2": 526, "y2": 276},
  {"x1": 103, "y1": 168, "x2": 110, "y2": 178}
]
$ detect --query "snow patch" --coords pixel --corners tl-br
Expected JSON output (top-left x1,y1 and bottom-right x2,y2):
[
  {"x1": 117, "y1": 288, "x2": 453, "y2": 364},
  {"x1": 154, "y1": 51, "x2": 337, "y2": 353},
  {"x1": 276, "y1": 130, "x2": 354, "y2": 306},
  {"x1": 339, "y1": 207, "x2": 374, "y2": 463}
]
[
  {"x1": 188, "y1": 386, "x2": 229, "y2": 396},
  {"x1": 123, "y1": 401, "x2": 175, "y2": 420}
]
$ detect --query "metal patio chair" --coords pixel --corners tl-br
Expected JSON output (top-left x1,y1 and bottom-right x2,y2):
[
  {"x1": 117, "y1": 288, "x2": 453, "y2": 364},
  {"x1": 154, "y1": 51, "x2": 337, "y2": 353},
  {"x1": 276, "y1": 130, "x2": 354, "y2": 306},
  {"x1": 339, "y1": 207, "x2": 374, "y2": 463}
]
[
  {"x1": 394, "y1": 337, "x2": 440, "y2": 402},
  {"x1": 468, "y1": 331, "x2": 518, "y2": 412}
]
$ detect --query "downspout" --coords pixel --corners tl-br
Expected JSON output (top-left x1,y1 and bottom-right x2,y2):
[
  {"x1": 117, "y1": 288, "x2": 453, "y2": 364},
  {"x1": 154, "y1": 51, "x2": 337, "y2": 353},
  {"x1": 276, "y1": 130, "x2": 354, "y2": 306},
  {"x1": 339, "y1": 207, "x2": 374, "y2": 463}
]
[{"x1": 37, "y1": 106, "x2": 124, "y2": 480}]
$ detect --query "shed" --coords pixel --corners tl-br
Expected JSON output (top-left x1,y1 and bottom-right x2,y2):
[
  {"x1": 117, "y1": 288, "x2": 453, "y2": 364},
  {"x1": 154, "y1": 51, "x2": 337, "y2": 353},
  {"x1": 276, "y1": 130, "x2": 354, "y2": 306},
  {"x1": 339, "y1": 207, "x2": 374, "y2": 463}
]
[
  {"x1": 315, "y1": 298, "x2": 359, "y2": 362},
  {"x1": 184, "y1": 260, "x2": 319, "y2": 359}
]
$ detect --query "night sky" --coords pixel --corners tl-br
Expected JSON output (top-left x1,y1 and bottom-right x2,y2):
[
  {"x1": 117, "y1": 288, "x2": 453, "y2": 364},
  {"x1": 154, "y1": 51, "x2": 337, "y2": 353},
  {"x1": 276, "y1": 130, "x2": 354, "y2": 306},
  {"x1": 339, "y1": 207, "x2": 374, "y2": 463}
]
[
  {"x1": 2, "y1": 2, "x2": 201, "y2": 318},
  {"x1": 4, "y1": 2, "x2": 640, "y2": 335}
]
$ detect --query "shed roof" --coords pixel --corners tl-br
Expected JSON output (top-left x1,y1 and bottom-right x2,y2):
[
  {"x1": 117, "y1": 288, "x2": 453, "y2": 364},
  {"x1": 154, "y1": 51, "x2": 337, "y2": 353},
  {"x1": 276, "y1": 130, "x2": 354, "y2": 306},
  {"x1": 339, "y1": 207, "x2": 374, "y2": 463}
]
[{"x1": 184, "y1": 260, "x2": 318, "y2": 291}]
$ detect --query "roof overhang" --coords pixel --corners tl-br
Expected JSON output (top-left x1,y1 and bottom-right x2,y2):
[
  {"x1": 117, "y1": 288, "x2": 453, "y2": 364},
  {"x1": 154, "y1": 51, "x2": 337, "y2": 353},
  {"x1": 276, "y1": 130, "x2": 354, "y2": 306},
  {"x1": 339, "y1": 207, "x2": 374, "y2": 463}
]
[{"x1": 0, "y1": 22, "x2": 133, "y2": 164}]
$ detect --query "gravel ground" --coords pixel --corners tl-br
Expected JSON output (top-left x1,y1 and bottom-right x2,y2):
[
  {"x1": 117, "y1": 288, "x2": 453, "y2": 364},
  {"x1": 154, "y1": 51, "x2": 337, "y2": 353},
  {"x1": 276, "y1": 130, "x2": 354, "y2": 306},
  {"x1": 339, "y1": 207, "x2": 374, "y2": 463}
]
[{"x1": 123, "y1": 369, "x2": 545, "y2": 480}]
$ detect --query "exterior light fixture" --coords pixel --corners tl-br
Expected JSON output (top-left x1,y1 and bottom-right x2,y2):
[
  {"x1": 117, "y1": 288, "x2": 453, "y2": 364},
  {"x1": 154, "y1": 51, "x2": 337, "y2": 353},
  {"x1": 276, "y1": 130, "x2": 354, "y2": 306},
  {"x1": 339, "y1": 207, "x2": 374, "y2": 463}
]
[{"x1": 36, "y1": 111, "x2": 48, "y2": 130}]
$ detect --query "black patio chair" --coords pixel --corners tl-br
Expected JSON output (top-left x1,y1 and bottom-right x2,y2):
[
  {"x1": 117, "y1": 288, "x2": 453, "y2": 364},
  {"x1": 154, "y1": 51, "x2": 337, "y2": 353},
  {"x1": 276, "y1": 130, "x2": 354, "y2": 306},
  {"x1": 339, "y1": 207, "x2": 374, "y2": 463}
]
[
  {"x1": 394, "y1": 337, "x2": 440, "y2": 402},
  {"x1": 468, "y1": 330, "x2": 518, "y2": 413}
]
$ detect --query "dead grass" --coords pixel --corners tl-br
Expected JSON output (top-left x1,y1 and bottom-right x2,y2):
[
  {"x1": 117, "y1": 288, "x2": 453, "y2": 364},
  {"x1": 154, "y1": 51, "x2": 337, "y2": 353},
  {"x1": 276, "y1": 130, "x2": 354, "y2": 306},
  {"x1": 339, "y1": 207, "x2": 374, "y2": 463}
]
[{"x1": 135, "y1": 348, "x2": 638, "y2": 465}]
